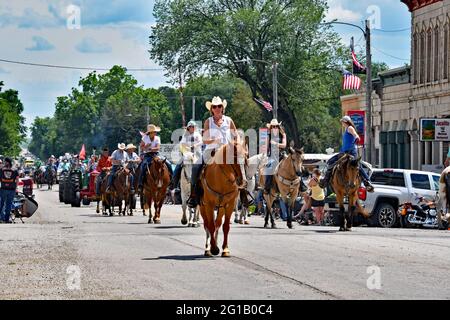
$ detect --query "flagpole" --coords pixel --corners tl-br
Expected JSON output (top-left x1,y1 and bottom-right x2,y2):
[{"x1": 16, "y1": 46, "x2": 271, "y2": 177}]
[{"x1": 365, "y1": 20, "x2": 372, "y2": 165}]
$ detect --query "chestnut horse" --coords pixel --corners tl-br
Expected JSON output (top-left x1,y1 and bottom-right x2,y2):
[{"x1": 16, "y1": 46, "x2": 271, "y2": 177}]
[
  {"x1": 199, "y1": 142, "x2": 247, "y2": 257},
  {"x1": 143, "y1": 156, "x2": 171, "y2": 224},
  {"x1": 330, "y1": 154, "x2": 369, "y2": 231}
]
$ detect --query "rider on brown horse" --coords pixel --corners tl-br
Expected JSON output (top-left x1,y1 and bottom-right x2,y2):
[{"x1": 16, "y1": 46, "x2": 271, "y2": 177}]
[
  {"x1": 106, "y1": 143, "x2": 130, "y2": 192},
  {"x1": 187, "y1": 96, "x2": 240, "y2": 208},
  {"x1": 137, "y1": 124, "x2": 173, "y2": 193},
  {"x1": 319, "y1": 116, "x2": 374, "y2": 192},
  {"x1": 125, "y1": 143, "x2": 141, "y2": 194}
]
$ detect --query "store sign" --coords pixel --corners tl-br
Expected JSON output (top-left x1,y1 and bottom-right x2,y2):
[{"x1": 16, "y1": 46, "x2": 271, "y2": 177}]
[
  {"x1": 347, "y1": 110, "x2": 365, "y2": 145},
  {"x1": 420, "y1": 118, "x2": 450, "y2": 141},
  {"x1": 259, "y1": 128, "x2": 268, "y2": 155}
]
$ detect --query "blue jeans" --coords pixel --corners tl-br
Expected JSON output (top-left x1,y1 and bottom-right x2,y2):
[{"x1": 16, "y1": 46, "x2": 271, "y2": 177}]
[
  {"x1": 138, "y1": 153, "x2": 157, "y2": 188},
  {"x1": 107, "y1": 165, "x2": 120, "y2": 188},
  {"x1": 0, "y1": 189, "x2": 15, "y2": 222},
  {"x1": 328, "y1": 151, "x2": 370, "y2": 182},
  {"x1": 279, "y1": 199, "x2": 288, "y2": 221}
]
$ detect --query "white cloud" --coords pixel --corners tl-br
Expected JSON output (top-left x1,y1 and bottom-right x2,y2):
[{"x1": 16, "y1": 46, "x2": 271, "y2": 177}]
[{"x1": 325, "y1": 4, "x2": 362, "y2": 23}]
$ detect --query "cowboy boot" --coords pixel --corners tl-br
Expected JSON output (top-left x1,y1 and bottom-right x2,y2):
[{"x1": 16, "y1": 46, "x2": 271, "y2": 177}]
[
  {"x1": 363, "y1": 179, "x2": 375, "y2": 192},
  {"x1": 319, "y1": 168, "x2": 332, "y2": 189}
]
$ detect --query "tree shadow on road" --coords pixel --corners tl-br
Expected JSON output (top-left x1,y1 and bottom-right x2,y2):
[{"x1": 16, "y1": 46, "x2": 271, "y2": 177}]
[{"x1": 142, "y1": 255, "x2": 213, "y2": 261}]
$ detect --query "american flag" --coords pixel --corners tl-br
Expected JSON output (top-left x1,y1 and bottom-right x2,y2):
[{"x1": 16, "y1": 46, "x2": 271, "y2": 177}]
[
  {"x1": 254, "y1": 98, "x2": 273, "y2": 112},
  {"x1": 351, "y1": 51, "x2": 366, "y2": 74},
  {"x1": 343, "y1": 70, "x2": 362, "y2": 90}
]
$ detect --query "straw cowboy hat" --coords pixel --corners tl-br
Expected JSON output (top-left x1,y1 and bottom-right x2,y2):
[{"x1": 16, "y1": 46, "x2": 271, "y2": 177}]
[
  {"x1": 117, "y1": 143, "x2": 126, "y2": 151},
  {"x1": 126, "y1": 143, "x2": 137, "y2": 150},
  {"x1": 266, "y1": 119, "x2": 282, "y2": 128},
  {"x1": 146, "y1": 124, "x2": 161, "y2": 134},
  {"x1": 205, "y1": 96, "x2": 227, "y2": 111}
]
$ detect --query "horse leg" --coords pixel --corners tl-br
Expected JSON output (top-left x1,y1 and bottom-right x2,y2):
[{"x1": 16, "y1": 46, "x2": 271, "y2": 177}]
[
  {"x1": 96, "y1": 200, "x2": 100, "y2": 214},
  {"x1": 222, "y1": 206, "x2": 233, "y2": 257},
  {"x1": 287, "y1": 201, "x2": 293, "y2": 229},
  {"x1": 346, "y1": 194, "x2": 356, "y2": 231},
  {"x1": 263, "y1": 194, "x2": 271, "y2": 228},
  {"x1": 234, "y1": 202, "x2": 239, "y2": 224},
  {"x1": 211, "y1": 207, "x2": 223, "y2": 256},
  {"x1": 181, "y1": 197, "x2": 188, "y2": 225},
  {"x1": 200, "y1": 205, "x2": 212, "y2": 257},
  {"x1": 147, "y1": 196, "x2": 153, "y2": 223}
]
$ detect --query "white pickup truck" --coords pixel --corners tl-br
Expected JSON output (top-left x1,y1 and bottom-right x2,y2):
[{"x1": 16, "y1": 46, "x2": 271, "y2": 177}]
[{"x1": 365, "y1": 169, "x2": 441, "y2": 228}]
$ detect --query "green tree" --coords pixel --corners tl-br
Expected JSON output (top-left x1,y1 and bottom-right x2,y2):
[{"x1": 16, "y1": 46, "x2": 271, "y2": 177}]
[{"x1": 149, "y1": 0, "x2": 346, "y2": 151}]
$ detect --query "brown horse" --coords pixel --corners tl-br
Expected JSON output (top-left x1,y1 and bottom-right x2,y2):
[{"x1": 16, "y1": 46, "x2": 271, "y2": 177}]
[
  {"x1": 143, "y1": 156, "x2": 171, "y2": 224},
  {"x1": 263, "y1": 147, "x2": 304, "y2": 229},
  {"x1": 330, "y1": 153, "x2": 369, "y2": 231},
  {"x1": 96, "y1": 174, "x2": 112, "y2": 216},
  {"x1": 109, "y1": 168, "x2": 132, "y2": 216},
  {"x1": 199, "y1": 142, "x2": 247, "y2": 257}
]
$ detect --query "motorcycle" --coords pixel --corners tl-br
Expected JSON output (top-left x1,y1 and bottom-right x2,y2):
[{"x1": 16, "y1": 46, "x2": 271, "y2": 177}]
[{"x1": 398, "y1": 195, "x2": 441, "y2": 229}]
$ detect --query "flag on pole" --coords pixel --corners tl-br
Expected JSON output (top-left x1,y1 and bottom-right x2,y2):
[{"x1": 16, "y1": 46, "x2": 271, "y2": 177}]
[
  {"x1": 343, "y1": 70, "x2": 362, "y2": 90},
  {"x1": 351, "y1": 51, "x2": 366, "y2": 74},
  {"x1": 79, "y1": 144, "x2": 86, "y2": 160},
  {"x1": 254, "y1": 98, "x2": 273, "y2": 112}
]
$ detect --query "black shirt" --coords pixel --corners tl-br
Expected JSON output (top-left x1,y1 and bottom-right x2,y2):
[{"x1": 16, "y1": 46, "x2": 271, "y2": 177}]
[{"x1": 0, "y1": 168, "x2": 19, "y2": 190}]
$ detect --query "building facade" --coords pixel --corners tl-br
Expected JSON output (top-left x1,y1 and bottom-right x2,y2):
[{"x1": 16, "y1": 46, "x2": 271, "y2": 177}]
[{"x1": 341, "y1": 0, "x2": 450, "y2": 171}]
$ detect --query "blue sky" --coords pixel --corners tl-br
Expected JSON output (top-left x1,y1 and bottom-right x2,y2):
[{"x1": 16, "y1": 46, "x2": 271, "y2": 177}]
[{"x1": 0, "y1": 0, "x2": 412, "y2": 130}]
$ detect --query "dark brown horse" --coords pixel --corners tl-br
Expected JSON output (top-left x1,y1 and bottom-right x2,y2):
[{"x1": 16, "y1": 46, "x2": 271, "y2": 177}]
[
  {"x1": 143, "y1": 156, "x2": 171, "y2": 224},
  {"x1": 330, "y1": 154, "x2": 369, "y2": 231},
  {"x1": 199, "y1": 142, "x2": 247, "y2": 257},
  {"x1": 109, "y1": 168, "x2": 132, "y2": 216}
]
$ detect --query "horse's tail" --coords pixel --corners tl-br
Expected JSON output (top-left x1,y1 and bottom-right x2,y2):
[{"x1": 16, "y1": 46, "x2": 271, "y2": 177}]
[{"x1": 356, "y1": 201, "x2": 370, "y2": 218}]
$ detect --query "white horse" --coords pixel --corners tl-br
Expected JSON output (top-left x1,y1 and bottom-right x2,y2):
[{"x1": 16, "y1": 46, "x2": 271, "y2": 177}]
[
  {"x1": 180, "y1": 152, "x2": 200, "y2": 227},
  {"x1": 234, "y1": 153, "x2": 268, "y2": 224}
]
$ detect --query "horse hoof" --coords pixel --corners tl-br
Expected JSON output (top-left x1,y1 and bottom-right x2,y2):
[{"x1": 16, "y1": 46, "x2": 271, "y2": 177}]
[
  {"x1": 154, "y1": 220, "x2": 161, "y2": 224},
  {"x1": 181, "y1": 219, "x2": 188, "y2": 225},
  {"x1": 346, "y1": 227, "x2": 352, "y2": 232},
  {"x1": 148, "y1": 219, "x2": 153, "y2": 224},
  {"x1": 188, "y1": 223, "x2": 193, "y2": 227},
  {"x1": 222, "y1": 251, "x2": 231, "y2": 258},
  {"x1": 239, "y1": 220, "x2": 244, "y2": 224},
  {"x1": 244, "y1": 220, "x2": 250, "y2": 225},
  {"x1": 264, "y1": 223, "x2": 269, "y2": 228},
  {"x1": 339, "y1": 227, "x2": 345, "y2": 231},
  {"x1": 204, "y1": 250, "x2": 213, "y2": 257},
  {"x1": 287, "y1": 222, "x2": 293, "y2": 229},
  {"x1": 211, "y1": 247, "x2": 220, "y2": 256},
  {"x1": 234, "y1": 218, "x2": 239, "y2": 224},
  {"x1": 271, "y1": 223, "x2": 277, "y2": 229}
]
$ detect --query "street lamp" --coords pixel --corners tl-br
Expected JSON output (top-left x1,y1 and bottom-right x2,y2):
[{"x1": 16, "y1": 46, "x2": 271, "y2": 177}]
[
  {"x1": 322, "y1": 20, "x2": 373, "y2": 164},
  {"x1": 234, "y1": 58, "x2": 279, "y2": 120}
]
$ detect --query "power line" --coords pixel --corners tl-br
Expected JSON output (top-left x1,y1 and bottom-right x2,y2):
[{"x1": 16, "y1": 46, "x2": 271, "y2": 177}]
[
  {"x1": 372, "y1": 46, "x2": 410, "y2": 62},
  {"x1": 0, "y1": 58, "x2": 164, "y2": 72},
  {"x1": 373, "y1": 27, "x2": 410, "y2": 33}
]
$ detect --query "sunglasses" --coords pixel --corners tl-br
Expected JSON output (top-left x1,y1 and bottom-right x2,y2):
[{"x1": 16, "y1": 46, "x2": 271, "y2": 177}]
[{"x1": 212, "y1": 105, "x2": 223, "y2": 109}]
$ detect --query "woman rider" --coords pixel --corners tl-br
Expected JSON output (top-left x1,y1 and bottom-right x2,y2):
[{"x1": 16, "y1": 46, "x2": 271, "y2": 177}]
[
  {"x1": 137, "y1": 124, "x2": 173, "y2": 192},
  {"x1": 262, "y1": 119, "x2": 287, "y2": 194},
  {"x1": 319, "y1": 115, "x2": 374, "y2": 192},
  {"x1": 187, "y1": 96, "x2": 240, "y2": 208}
]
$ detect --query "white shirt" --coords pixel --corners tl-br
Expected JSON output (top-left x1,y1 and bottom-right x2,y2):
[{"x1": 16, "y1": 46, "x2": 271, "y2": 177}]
[
  {"x1": 111, "y1": 150, "x2": 130, "y2": 165},
  {"x1": 142, "y1": 135, "x2": 161, "y2": 152},
  {"x1": 205, "y1": 116, "x2": 232, "y2": 151}
]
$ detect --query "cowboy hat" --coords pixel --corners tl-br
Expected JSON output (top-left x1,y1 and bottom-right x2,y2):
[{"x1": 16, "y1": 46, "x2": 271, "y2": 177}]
[
  {"x1": 266, "y1": 119, "x2": 282, "y2": 128},
  {"x1": 146, "y1": 124, "x2": 161, "y2": 134},
  {"x1": 187, "y1": 120, "x2": 197, "y2": 128},
  {"x1": 117, "y1": 143, "x2": 126, "y2": 150},
  {"x1": 340, "y1": 115, "x2": 352, "y2": 123},
  {"x1": 205, "y1": 96, "x2": 227, "y2": 111},
  {"x1": 126, "y1": 143, "x2": 137, "y2": 150}
]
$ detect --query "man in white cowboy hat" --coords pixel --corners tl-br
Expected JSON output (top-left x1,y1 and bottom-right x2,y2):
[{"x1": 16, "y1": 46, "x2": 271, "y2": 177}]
[
  {"x1": 106, "y1": 143, "x2": 130, "y2": 191},
  {"x1": 187, "y1": 96, "x2": 240, "y2": 208},
  {"x1": 137, "y1": 124, "x2": 174, "y2": 192},
  {"x1": 172, "y1": 120, "x2": 203, "y2": 190},
  {"x1": 319, "y1": 115, "x2": 374, "y2": 192},
  {"x1": 262, "y1": 118, "x2": 287, "y2": 194}
]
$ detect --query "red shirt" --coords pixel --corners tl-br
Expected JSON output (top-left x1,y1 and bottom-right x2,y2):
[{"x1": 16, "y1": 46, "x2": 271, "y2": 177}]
[{"x1": 97, "y1": 156, "x2": 112, "y2": 172}]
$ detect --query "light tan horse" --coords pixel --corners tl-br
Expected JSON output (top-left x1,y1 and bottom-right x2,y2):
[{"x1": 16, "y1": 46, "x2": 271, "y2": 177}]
[
  {"x1": 330, "y1": 154, "x2": 369, "y2": 231},
  {"x1": 263, "y1": 147, "x2": 304, "y2": 229},
  {"x1": 143, "y1": 156, "x2": 171, "y2": 224},
  {"x1": 199, "y1": 142, "x2": 247, "y2": 257}
]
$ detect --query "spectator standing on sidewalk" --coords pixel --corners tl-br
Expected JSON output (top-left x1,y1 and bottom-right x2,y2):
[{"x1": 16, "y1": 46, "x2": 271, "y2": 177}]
[
  {"x1": 309, "y1": 168, "x2": 325, "y2": 225},
  {"x1": 0, "y1": 157, "x2": 19, "y2": 223}
]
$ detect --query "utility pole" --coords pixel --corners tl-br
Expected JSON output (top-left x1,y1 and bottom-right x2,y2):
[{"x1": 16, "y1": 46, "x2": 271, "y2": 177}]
[
  {"x1": 178, "y1": 65, "x2": 186, "y2": 128},
  {"x1": 192, "y1": 96, "x2": 195, "y2": 121},
  {"x1": 365, "y1": 20, "x2": 372, "y2": 164},
  {"x1": 272, "y1": 62, "x2": 278, "y2": 120}
]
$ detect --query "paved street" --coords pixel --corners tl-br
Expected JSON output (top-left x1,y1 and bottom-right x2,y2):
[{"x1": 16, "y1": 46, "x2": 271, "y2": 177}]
[{"x1": 1, "y1": 186, "x2": 450, "y2": 300}]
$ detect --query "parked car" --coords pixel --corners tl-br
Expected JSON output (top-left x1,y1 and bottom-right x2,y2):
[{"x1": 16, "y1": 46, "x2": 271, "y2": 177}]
[{"x1": 365, "y1": 169, "x2": 441, "y2": 228}]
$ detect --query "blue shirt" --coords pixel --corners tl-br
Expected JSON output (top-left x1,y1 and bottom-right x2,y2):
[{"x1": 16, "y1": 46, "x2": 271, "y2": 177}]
[{"x1": 340, "y1": 127, "x2": 357, "y2": 154}]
